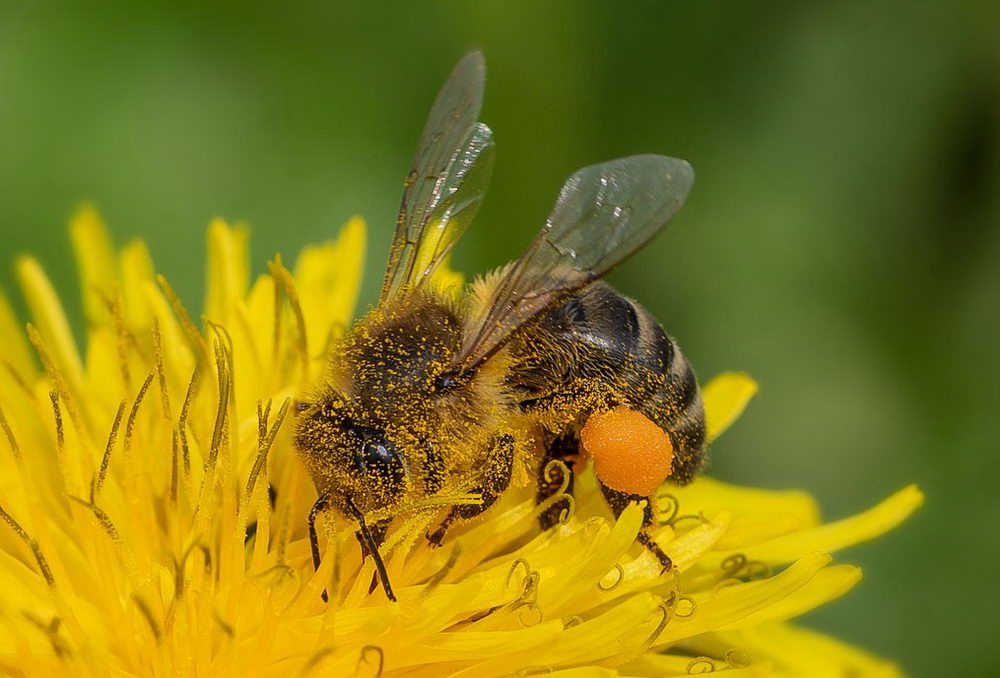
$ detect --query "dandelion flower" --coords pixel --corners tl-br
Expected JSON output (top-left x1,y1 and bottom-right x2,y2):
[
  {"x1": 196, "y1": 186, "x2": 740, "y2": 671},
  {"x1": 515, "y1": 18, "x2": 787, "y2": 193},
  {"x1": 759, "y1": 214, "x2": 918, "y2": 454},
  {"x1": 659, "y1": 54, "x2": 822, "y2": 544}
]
[{"x1": 0, "y1": 207, "x2": 921, "y2": 677}]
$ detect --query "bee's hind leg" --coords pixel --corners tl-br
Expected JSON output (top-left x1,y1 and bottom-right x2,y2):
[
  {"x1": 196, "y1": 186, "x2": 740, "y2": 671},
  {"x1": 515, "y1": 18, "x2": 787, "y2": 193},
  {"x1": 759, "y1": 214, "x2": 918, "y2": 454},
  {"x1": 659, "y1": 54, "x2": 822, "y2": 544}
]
[
  {"x1": 536, "y1": 432, "x2": 580, "y2": 530},
  {"x1": 599, "y1": 482, "x2": 673, "y2": 573},
  {"x1": 427, "y1": 434, "x2": 515, "y2": 548}
]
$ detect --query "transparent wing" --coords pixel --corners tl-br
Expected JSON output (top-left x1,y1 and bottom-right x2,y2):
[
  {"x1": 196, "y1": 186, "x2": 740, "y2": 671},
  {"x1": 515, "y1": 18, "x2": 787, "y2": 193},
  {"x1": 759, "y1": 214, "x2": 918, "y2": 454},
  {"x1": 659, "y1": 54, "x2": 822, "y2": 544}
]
[
  {"x1": 458, "y1": 154, "x2": 694, "y2": 372},
  {"x1": 380, "y1": 52, "x2": 495, "y2": 302}
]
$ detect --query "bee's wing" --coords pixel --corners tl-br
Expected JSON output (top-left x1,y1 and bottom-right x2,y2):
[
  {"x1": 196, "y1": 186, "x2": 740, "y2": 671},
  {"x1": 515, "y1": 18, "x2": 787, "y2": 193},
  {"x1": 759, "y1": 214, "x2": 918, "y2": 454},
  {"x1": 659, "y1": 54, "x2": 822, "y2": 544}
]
[
  {"x1": 458, "y1": 154, "x2": 694, "y2": 372},
  {"x1": 380, "y1": 51, "x2": 496, "y2": 302}
]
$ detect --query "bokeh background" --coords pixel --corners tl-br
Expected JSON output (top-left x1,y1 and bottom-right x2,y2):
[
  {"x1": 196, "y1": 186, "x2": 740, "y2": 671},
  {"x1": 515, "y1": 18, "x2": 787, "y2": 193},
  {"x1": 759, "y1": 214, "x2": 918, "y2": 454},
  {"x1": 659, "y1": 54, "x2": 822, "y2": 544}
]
[{"x1": 1, "y1": 2, "x2": 998, "y2": 675}]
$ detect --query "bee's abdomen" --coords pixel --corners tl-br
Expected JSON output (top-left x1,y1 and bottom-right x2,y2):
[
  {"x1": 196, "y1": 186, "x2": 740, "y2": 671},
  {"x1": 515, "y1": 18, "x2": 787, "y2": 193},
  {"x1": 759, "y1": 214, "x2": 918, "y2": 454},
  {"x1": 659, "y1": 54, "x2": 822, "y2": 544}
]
[
  {"x1": 636, "y1": 310, "x2": 706, "y2": 483},
  {"x1": 511, "y1": 282, "x2": 706, "y2": 483}
]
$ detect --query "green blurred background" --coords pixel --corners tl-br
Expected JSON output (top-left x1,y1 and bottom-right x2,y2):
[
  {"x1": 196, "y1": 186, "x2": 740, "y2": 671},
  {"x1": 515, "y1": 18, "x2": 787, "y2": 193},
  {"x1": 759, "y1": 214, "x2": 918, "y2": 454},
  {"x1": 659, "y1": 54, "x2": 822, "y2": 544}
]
[{"x1": 1, "y1": 1, "x2": 998, "y2": 674}]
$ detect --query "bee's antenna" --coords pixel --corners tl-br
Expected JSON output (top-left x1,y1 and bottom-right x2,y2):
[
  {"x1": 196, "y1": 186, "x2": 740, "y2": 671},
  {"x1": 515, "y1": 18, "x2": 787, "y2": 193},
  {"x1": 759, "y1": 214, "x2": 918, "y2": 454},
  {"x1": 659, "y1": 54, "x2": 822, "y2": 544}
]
[{"x1": 346, "y1": 497, "x2": 398, "y2": 603}]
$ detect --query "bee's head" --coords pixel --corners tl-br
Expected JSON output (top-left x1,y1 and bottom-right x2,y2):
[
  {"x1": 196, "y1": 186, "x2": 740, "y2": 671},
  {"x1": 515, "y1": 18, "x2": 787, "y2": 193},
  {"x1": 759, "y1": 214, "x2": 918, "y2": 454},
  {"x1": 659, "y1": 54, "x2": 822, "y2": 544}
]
[
  {"x1": 293, "y1": 393, "x2": 410, "y2": 514},
  {"x1": 293, "y1": 297, "x2": 467, "y2": 514}
]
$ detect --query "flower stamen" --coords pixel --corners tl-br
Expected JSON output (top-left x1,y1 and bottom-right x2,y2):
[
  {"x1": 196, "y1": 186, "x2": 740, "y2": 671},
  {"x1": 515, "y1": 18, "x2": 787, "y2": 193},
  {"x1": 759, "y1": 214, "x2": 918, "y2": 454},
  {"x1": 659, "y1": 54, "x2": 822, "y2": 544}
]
[
  {"x1": 67, "y1": 495, "x2": 122, "y2": 544},
  {"x1": 0, "y1": 503, "x2": 54, "y2": 586},
  {"x1": 269, "y1": 257, "x2": 309, "y2": 382},
  {"x1": 714, "y1": 553, "x2": 772, "y2": 594},
  {"x1": 355, "y1": 645, "x2": 384, "y2": 678},
  {"x1": 28, "y1": 325, "x2": 89, "y2": 441},
  {"x1": 24, "y1": 613, "x2": 70, "y2": 659},
  {"x1": 101, "y1": 289, "x2": 132, "y2": 388},
  {"x1": 685, "y1": 656, "x2": 716, "y2": 674},
  {"x1": 643, "y1": 600, "x2": 673, "y2": 649},
  {"x1": 123, "y1": 371, "x2": 155, "y2": 455},
  {"x1": 177, "y1": 365, "x2": 200, "y2": 477},
  {"x1": 597, "y1": 563, "x2": 625, "y2": 591},
  {"x1": 94, "y1": 400, "x2": 126, "y2": 500},
  {"x1": 245, "y1": 398, "x2": 290, "y2": 502},
  {"x1": 152, "y1": 319, "x2": 173, "y2": 421},
  {"x1": 157, "y1": 274, "x2": 210, "y2": 363},
  {"x1": 300, "y1": 646, "x2": 336, "y2": 676},
  {"x1": 0, "y1": 403, "x2": 22, "y2": 464},
  {"x1": 132, "y1": 594, "x2": 162, "y2": 643}
]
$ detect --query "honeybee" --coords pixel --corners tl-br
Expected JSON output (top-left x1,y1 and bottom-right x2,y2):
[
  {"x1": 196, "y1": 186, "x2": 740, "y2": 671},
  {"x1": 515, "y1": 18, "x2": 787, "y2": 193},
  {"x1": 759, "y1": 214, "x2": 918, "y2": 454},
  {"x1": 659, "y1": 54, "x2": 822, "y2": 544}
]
[{"x1": 294, "y1": 52, "x2": 705, "y2": 602}]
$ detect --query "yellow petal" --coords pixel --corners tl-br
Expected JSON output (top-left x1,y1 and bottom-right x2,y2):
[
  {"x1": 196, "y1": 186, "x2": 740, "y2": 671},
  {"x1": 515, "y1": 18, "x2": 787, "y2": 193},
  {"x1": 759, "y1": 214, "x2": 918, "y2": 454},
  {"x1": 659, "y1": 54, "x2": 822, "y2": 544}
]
[
  {"x1": 703, "y1": 372, "x2": 758, "y2": 441},
  {"x1": 716, "y1": 563, "x2": 861, "y2": 630},
  {"x1": 0, "y1": 286, "x2": 35, "y2": 378},
  {"x1": 16, "y1": 256, "x2": 84, "y2": 388},
  {"x1": 714, "y1": 511, "x2": 816, "y2": 552},
  {"x1": 142, "y1": 279, "x2": 195, "y2": 388},
  {"x1": 654, "y1": 553, "x2": 832, "y2": 646},
  {"x1": 544, "y1": 669, "x2": 624, "y2": 678},
  {"x1": 204, "y1": 218, "x2": 250, "y2": 325},
  {"x1": 724, "y1": 485, "x2": 923, "y2": 566},
  {"x1": 293, "y1": 215, "x2": 366, "y2": 359},
  {"x1": 621, "y1": 652, "x2": 773, "y2": 677},
  {"x1": 119, "y1": 239, "x2": 156, "y2": 330},
  {"x1": 705, "y1": 623, "x2": 905, "y2": 678},
  {"x1": 672, "y1": 477, "x2": 821, "y2": 536},
  {"x1": 69, "y1": 203, "x2": 117, "y2": 328}
]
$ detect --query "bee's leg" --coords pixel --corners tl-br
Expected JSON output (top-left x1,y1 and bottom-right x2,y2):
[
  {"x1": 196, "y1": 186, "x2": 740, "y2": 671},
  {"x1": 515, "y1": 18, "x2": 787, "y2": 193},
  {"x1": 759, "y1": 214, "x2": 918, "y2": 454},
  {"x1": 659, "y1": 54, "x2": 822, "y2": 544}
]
[
  {"x1": 427, "y1": 434, "x2": 515, "y2": 548},
  {"x1": 307, "y1": 493, "x2": 332, "y2": 602},
  {"x1": 308, "y1": 493, "x2": 329, "y2": 573},
  {"x1": 599, "y1": 481, "x2": 673, "y2": 573},
  {"x1": 354, "y1": 518, "x2": 391, "y2": 595},
  {"x1": 536, "y1": 432, "x2": 579, "y2": 530},
  {"x1": 345, "y1": 497, "x2": 397, "y2": 602},
  {"x1": 355, "y1": 519, "x2": 391, "y2": 561}
]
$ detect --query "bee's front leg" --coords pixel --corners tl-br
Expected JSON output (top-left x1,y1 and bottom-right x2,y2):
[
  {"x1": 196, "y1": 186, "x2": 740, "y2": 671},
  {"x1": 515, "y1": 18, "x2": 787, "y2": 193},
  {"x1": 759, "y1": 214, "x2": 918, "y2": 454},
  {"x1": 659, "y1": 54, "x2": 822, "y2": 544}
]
[
  {"x1": 355, "y1": 518, "x2": 392, "y2": 595},
  {"x1": 307, "y1": 493, "x2": 333, "y2": 602},
  {"x1": 355, "y1": 518, "x2": 391, "y2": 562},
  {"x1": 427, "y1": 434, "x2": 515, "y2": 547}
]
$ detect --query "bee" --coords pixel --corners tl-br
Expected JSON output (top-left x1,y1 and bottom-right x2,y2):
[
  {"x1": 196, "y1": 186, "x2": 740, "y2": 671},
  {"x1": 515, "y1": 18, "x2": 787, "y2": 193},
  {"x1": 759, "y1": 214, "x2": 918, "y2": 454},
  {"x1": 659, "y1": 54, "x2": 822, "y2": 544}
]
[{"x1": 294, "y1": 52, "x2": 705, "y2": 602}]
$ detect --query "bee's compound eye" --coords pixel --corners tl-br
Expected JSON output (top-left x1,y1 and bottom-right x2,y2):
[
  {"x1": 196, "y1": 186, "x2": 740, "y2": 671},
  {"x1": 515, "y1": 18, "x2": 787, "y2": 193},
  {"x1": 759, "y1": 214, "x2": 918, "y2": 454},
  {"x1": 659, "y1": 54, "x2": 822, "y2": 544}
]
[
  {"x1": 362, "y1": 438, "x2": 397, "y2": 466},
  {"x1": 580, "y1": 407, "x2": 674, "y2": 496},
  {"x1": 293, "y1": 400, "x2": 310, "y2": 414},
  {"x1": 355, "y1": 431, "x2": 405, "y2": 479}
]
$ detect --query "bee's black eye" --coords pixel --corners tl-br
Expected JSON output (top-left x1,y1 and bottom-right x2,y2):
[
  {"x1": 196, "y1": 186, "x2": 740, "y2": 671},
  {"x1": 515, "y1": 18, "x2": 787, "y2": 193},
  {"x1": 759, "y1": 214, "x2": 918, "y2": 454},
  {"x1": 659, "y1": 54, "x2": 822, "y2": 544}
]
[
  {"x1": 361, "y1": 438, "x2": 396, "y2": 467},
  {"x1": 354, "y1": 430, "x2": 406, "y2": 486}
]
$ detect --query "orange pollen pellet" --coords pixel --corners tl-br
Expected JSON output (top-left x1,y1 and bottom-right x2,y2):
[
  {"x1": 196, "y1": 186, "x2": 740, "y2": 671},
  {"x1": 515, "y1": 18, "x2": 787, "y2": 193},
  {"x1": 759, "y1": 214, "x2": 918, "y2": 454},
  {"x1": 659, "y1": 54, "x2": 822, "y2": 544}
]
[{"x1": 580, "y1": 407, "x2": 674, "y2": 496}]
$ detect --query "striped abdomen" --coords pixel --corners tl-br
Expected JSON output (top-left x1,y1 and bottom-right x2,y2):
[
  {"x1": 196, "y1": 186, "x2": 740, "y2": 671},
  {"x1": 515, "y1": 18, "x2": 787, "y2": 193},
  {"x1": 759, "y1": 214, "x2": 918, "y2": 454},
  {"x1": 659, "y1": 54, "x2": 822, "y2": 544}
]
[{"x1": 507, "y1": 281, "x2": 706, "y2": 483}]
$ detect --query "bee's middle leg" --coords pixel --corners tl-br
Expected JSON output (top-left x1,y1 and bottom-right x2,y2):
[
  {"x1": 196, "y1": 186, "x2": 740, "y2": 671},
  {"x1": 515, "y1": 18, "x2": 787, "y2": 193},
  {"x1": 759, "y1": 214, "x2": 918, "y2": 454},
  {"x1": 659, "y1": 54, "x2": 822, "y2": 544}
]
[{"x1": 427, "y1": 434, "x2": 515, "y2": 547}]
